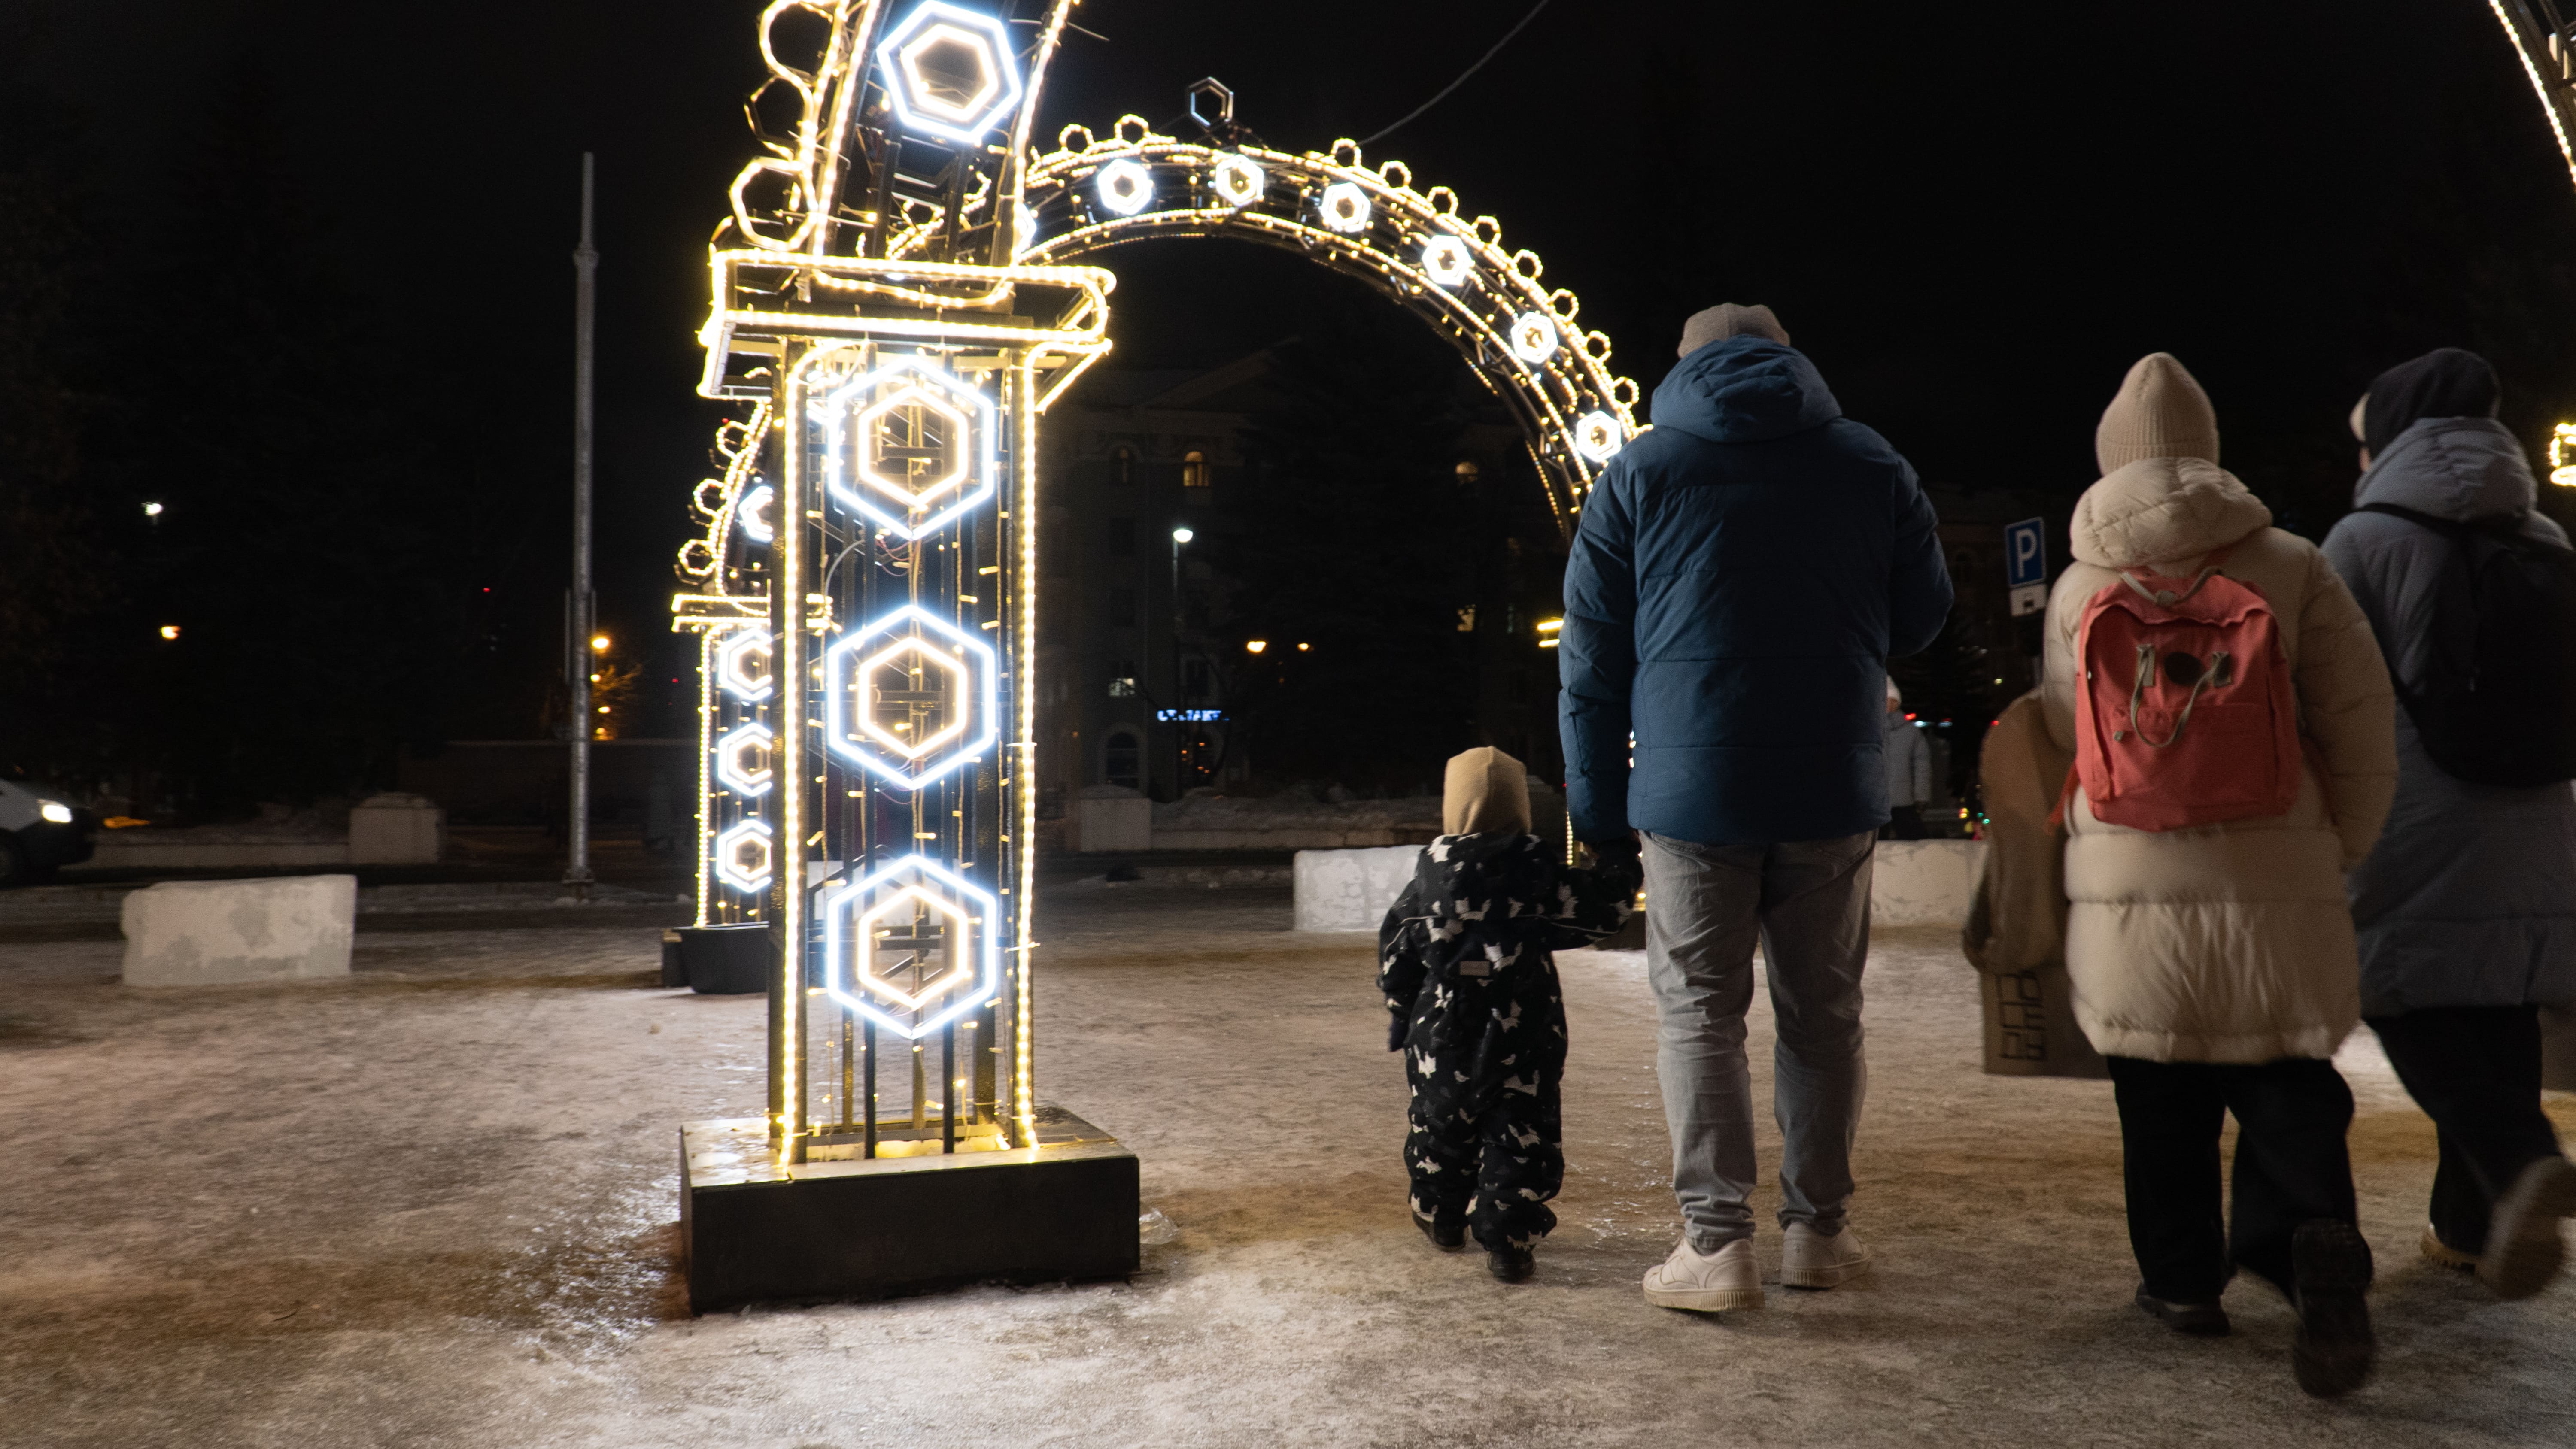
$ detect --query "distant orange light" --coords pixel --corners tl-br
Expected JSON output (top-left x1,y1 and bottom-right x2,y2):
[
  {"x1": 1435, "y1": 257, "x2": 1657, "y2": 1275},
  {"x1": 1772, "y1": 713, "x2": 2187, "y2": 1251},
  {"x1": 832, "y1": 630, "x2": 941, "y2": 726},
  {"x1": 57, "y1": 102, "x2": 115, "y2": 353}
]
[
  {"x1": 1245, "y1": 640, "x2": 1267, "y2": 654},
  {"x1": 158, "y1": 625, "x2": 179, "y2": 640},
  {"x1": 1295, "y1": 642, "x2": 1311, "y2": 652}
]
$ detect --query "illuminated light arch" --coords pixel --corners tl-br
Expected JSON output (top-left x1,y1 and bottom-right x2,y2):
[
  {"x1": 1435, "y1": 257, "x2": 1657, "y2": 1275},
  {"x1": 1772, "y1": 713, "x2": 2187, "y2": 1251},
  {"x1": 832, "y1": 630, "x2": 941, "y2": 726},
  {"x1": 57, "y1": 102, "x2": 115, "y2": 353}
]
[{"x1": 993, "y1": 120, "x2": 1642, "y2": 534}]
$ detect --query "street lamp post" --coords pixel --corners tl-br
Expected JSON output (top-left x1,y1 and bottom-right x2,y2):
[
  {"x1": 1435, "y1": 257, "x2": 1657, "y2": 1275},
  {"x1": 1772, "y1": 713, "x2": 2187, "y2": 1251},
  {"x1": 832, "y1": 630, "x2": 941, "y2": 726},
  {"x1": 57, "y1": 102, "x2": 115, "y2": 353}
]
[
  {"x1": 1170, "y1": 525, "x2": 1193, "y2": 798},
  {"x1": 565, "y1": 152, "x2": 598, "y2": 898}
]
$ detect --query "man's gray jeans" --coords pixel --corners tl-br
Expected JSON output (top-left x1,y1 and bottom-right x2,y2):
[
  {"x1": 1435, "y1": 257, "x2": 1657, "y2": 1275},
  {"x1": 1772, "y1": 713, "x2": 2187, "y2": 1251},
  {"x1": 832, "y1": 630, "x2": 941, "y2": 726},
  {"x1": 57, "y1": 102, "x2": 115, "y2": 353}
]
[{"x1": 1643, "y1": 830, "x2": 1875, "y2": 1252}]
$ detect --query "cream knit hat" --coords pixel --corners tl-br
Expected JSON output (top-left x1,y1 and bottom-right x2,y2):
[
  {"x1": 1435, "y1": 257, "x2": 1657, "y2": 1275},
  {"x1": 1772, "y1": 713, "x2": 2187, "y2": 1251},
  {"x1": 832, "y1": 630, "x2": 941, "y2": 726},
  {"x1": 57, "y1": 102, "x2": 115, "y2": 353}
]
[
  {"x1": 2095, "y1": 352, "x2": 2220, "y2": 474},
  {"x1": 1677, "y1": 303, "x2": 1789, "y2": 358}
]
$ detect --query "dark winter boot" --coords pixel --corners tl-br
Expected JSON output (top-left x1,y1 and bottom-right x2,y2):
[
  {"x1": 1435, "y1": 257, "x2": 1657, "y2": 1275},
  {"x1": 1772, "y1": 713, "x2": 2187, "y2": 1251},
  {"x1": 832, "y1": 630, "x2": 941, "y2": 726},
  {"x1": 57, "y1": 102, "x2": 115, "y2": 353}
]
[
  {"x1": 1487, "y1": 1246, "x2": 1535, "y2": 1283},
  {"x1": 2290, "y1": 1220, "x2": 2376, "y2": 1398},
  {"x1": 1415, "y1": 1214, "x2": 1465, "y2": 1252}
]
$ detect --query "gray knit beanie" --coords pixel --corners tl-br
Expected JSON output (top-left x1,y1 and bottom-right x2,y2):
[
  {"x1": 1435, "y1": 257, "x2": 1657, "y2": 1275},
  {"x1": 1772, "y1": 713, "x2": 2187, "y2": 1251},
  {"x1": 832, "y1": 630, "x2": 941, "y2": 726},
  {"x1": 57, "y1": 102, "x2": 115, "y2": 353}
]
[
  {"x1": 2095, "y1": 352, "x2": 2220, "y2": 474},
  {"x1": 1677, "y1": 303, "x2": 1789, "y2": 358}
]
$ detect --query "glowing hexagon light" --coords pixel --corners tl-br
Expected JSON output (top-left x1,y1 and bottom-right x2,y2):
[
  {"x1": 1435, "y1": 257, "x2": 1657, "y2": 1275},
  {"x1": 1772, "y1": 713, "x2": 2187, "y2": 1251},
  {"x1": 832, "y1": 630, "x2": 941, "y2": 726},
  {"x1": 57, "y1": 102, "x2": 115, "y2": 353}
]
[
  {"x1": 873, "y1": 1, "x2": 1024, "y2": 146},
  {"x1": 1573, "y1": 410, "x2": 1627, "y2": 464},
  {"x1": 1318, "y1": 180, "x2": 1371, "y2": 233},
  {"x1": 715, "y1": 818, "x2": 774, "y2": 894},
  {"x1": 820, "y1": 853, "x2": 1000, "y2": 1039},
  {"x1": 1421, "y1": 234, "x2": 1473, "y2": 287},
  {"x1": 1096, "y1": 158, "x2": 1154, "y2": 217},
  {"x1": 811, "y1": 356, "x2": 999, "y2": 540},
  {"x1": 1509, "y1": 310, "x2": 1561, "y2": 365},
  {"x1": 735, "y1": 482, "x2": 774, "y2": 544},
  {"x1": 715, "y1": 722, "x2": 774, "y2": 797},
  {"x1": 1209, "y1": 153, "x2": 1264, "y2": 208},
  {"x1": 822, "y1": 603, "x2": 998, "y2": 791},
  {"x1": 716, "y1": 627, "x2": 774, "y2": 703}
]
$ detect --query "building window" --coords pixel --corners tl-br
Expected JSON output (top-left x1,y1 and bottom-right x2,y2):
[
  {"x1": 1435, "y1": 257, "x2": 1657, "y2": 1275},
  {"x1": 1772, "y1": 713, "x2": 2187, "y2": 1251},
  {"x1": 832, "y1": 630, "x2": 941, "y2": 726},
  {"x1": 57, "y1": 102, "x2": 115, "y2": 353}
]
[
  {"x1": 1107, "y1": 516, "x2": 1134, "y2": 556},
  {"x1": 1112, "y1": 445, "x2": 1135, "y2": 486},
  {"x1": 1103, "y1": 728, "x2": 1143, "y2": 790},
  {"x1": 1182, "y1": 450, "x2": 1211, "y2": 488}
]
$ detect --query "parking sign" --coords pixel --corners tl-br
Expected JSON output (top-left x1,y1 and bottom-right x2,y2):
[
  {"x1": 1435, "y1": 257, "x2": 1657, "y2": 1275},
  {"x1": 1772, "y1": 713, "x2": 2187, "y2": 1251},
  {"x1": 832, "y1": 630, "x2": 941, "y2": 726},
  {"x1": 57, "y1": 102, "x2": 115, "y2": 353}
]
[
  {"x1": 2006, "y1": 517, "x2": 2047, "y2": 617},
  {"x1": 2006, "y1": 517, "x2": 2046, "y2": 588}
]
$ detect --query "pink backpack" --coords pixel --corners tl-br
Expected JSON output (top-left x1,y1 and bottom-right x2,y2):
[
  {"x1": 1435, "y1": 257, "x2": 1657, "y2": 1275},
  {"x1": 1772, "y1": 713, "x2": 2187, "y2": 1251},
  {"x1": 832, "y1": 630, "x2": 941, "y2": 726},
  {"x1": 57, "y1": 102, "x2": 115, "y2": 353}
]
[{"x1": 2065, "y1": 551, "x2": 2301, "y2": 832}]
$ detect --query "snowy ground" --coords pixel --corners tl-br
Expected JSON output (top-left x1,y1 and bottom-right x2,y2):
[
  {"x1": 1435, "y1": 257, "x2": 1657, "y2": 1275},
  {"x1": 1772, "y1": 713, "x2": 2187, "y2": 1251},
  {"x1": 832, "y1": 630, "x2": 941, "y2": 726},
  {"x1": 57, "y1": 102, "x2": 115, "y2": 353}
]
[{"x1": 3, "y1": 881, "x2": 2574, "y2": 1447}]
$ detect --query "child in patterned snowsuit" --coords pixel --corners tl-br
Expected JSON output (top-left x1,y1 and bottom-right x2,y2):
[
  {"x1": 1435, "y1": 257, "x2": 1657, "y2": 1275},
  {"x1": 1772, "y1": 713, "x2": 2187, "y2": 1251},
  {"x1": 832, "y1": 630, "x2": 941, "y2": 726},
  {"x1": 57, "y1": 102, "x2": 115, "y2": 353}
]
[{"x1": 1379, "y1": 746, "x2": 1641, "y2": 1280}]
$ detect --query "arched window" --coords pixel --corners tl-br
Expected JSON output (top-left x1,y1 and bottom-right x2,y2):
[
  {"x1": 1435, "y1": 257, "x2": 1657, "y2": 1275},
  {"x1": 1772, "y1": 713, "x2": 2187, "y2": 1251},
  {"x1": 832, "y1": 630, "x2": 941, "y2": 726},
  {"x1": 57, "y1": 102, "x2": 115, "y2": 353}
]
[
  {"x1": 1103, "y1": 728, "x2": 1143, "y2": 790},
  {"x1": 1112, "y1": 444, "x2": 1135, "y2": 486},
  {"x1": 1182, "y1": 450, "x2": 1211, "y2": 488}
]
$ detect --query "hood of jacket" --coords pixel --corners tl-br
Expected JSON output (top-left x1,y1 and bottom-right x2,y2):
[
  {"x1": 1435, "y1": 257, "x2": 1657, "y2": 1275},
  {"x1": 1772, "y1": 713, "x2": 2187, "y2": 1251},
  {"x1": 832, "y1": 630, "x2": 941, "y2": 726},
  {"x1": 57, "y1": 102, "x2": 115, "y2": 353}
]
[
  {"x1": 2069, "y1": 456, "x2": 2275, "y2": 569},
  {"x1": 1415, "y1": 831, "x2": 1554, "y2": 924},
  {"x1": 2353, "y1": 416, "x2": 2535, "y2": 523},
  {"x1": 1650, "y1": 335, "x2": 1841, "y2": 445}
]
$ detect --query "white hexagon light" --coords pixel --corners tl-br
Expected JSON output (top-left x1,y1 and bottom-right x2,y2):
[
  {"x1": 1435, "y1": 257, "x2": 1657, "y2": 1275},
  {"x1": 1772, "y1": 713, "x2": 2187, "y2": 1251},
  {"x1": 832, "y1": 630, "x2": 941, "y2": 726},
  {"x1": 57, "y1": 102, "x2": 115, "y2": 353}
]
[
  {"x1": 716, "y1": 627, "x2": 774, "y2": 703},
  {"x1": 873, "y1": 1, "x2": 1024, "y2": 146},
  {"x1": 714, "y1": 722, "x2": 775, "y2": 797},
  {"x1": 1096, "y1": 158, "x2": 1154, "y2": 216},
  {"x1": 1318, "y1": 180, "x2": 1371, "y2": 233},
  {"x1": 1573, "y1": 410, "x2": 1626, "y2": 464},
  {"x1": 820, "y1": 853, "x2": 1001, "y2": 1039},
  {"x1": 823, "y1": 603, "x2": 998, "y2": 791},
  {"x1": 714, "y1": 818, "x2": 773, "y2": 894},
  {"x1": 1509, "y1": 310, "x2": 1561, "y2": 365},
  {"x1": 811, "y1": 356, "x2": 998, "y2": 540},
  {"x1": 1421, "y1": 234, "x2": 1473, "y2": 287},
  {"x1": 735, "y1": 482, "x2": 774, "y2": 545},
  {"x1": 1209, "y1": 153, "x2": 1264, "y2": 208}
]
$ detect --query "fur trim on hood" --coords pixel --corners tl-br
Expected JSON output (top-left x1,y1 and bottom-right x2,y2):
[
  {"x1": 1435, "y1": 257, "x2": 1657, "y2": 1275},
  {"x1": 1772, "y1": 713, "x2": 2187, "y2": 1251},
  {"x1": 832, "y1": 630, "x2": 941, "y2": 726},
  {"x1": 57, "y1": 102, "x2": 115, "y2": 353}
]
[{"x1": 2070, "y1": 456, "x2": 2274, "y2": 570}]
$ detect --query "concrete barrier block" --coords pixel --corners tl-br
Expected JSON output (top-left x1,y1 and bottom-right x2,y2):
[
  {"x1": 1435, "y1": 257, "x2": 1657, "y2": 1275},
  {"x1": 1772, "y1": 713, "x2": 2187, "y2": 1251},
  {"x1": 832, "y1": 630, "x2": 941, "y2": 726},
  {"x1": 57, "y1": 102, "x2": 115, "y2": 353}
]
[
  {"x1": 1871, "y1": 839, "x2": 1986, "y2": 928},
  {"x1": 121, "y1": 875, "x2": 357, "y2": 987},
  {"x1": 1293, "y1": 844, "x2": 1423, "y2": 932},
  {"x1": 1069, "y1": 788, "x2": 1151, "y2": 853},
  {"x1": 349, "y1": 792, "x2": 442, "y2": 864}
]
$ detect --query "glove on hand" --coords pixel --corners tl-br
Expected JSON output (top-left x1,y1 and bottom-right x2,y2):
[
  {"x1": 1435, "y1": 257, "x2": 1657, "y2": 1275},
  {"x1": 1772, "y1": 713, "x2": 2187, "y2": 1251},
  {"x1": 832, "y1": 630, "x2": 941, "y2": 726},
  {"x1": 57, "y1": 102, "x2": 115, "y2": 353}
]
[
  {"x1": 1387, "y1": 1012, "x2": 1410, "y2": 1052},
  {"x1": 1587, "y1": 834, "x2": 1642, "y2": 869}
]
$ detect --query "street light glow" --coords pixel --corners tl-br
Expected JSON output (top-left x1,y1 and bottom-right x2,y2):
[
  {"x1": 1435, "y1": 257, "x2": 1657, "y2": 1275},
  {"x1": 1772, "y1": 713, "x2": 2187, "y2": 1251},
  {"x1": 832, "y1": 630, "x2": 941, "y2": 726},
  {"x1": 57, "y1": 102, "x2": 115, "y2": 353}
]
[
  {"x1": 1171, "y1": 527, "x2": 1194, "y2": 543},
  {"x1": 158, "y1": 625, "x2": 179, "y2": 640},
  {"x1": 590, "y1": 634, "x2": 611, "y2": 652},
  {"x1": 142, "y1": 501, "x2": 164, "y2": 517},
  {"x1": 1245, "y1": 640, "x2": 1267, "y2": 654}
]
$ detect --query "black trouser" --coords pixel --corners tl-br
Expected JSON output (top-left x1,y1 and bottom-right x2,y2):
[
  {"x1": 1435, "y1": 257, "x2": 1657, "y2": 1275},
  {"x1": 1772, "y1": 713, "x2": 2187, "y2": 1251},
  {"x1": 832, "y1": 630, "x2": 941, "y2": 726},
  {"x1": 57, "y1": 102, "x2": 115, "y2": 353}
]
[
  {"x1": 2367, "y1": 1005, "x2": 2567, "y2": 1255},
  {"x1": 2105, "y1": 1055, "x2": 2361, "y2": 1302}
]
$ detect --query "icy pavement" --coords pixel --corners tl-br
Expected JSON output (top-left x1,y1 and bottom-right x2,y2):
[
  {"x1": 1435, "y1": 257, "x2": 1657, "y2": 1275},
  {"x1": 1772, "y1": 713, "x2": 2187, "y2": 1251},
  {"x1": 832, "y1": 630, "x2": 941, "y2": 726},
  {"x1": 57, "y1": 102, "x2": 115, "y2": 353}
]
[{"x1": 2, "y1": 883, "x2": 2573, "y2": 1446}]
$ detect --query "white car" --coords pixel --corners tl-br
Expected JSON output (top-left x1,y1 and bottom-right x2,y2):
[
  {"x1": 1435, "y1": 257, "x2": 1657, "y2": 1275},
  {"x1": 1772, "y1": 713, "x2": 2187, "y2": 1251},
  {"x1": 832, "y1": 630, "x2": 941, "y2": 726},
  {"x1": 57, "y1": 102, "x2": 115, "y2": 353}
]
[{"x1": 0, "y1": 779, "x2": 97, "y2": 884}]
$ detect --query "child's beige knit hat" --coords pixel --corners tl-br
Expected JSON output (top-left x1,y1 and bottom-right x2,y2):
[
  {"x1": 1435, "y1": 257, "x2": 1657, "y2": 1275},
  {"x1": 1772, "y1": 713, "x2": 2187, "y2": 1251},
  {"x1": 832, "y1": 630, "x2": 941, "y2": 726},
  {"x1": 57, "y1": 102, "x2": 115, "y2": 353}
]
[
  {"x1": 1443, "y1": 746, "x2": 1532, "y2": 836},
  {"x1": 2096, "y1": 352, "x2": 2220, "y2": 475}
]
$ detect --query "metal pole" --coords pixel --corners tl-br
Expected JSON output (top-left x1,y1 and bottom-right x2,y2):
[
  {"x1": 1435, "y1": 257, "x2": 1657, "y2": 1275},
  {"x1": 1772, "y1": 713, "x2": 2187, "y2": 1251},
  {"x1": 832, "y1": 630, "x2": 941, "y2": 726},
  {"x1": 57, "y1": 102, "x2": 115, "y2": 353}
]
[{"x1": 565, "y1": 152, "x2": 598, "y2": 897}]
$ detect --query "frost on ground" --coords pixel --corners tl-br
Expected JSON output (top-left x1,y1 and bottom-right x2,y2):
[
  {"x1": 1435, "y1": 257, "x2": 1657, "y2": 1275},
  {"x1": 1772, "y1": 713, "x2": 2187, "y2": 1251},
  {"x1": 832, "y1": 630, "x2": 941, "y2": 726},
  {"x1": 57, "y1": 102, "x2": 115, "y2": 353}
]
[{"x1": 2, "y1": 884, "x2": 2573, "y2": 1448}]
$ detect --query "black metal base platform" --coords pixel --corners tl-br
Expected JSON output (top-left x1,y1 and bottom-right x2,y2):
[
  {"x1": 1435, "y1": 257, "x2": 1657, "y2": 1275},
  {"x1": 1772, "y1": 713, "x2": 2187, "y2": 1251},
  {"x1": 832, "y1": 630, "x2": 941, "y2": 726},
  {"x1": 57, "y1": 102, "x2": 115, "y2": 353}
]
[{"x1": 679, "y1": 1106, "x2": 1139, "y2": 1312}]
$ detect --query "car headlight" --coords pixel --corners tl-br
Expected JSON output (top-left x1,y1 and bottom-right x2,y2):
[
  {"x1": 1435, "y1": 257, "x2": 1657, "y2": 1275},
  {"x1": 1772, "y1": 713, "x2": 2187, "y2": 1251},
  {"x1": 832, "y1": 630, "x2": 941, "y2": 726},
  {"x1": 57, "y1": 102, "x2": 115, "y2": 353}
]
[{"x1": 38, "y1": 801, "x2": 73, "y2": 824}]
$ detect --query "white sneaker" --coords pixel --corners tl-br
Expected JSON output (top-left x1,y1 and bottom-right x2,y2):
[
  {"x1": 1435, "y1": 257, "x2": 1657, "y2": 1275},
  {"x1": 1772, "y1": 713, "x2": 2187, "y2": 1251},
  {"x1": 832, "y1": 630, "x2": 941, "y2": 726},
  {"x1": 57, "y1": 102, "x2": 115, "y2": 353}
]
[
  {"x1": 1643, "y1": 1238, "x2": 1764, "y2": 1312},
  {"x1": 1780, "y1": 1222, "x2": 1871, "y2": 1288}
]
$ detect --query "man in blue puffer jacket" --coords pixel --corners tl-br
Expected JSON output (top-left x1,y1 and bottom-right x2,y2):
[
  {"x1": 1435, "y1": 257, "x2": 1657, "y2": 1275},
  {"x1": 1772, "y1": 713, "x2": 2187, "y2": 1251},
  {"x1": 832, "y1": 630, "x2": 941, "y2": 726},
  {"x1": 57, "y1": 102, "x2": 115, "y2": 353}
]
[{"x1": 1560, "y1": 303, "x2": 1952, "y2": 1313}]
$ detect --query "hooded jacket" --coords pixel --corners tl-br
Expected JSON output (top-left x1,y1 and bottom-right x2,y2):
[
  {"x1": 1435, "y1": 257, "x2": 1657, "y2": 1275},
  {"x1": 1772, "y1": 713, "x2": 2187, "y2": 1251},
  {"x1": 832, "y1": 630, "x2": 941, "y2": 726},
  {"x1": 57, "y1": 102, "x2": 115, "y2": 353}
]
[
  {"x1": 1558, "y1": 336, "x2": 1954, "y2": 845},
  {"x1": 2323, "y1": 417, "x2": 2576, "y2": 1014},
  {"x1": 2041, "y1": 457, "x2": 2396, "y2": 1062}
]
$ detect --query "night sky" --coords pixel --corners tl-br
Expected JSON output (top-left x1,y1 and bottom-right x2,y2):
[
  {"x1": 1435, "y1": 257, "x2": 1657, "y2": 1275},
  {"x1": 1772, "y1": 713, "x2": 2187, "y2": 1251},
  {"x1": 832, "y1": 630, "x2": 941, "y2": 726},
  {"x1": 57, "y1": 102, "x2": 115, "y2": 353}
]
[{"x1": 16, "y1": 0, "x2": 2576, "y2": 761}]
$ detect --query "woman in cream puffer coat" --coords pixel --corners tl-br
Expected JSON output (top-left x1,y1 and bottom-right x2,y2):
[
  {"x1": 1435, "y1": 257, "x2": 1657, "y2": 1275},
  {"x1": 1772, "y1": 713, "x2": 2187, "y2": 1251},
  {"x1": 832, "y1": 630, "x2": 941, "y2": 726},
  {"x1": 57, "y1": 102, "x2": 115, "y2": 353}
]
[
  {"x1": 2041, "y1": 388, "x2": 2397, "y2": 1063},
  {"x1": 2039, "y1": 352, "x2": 2395, "y2": 1395}
]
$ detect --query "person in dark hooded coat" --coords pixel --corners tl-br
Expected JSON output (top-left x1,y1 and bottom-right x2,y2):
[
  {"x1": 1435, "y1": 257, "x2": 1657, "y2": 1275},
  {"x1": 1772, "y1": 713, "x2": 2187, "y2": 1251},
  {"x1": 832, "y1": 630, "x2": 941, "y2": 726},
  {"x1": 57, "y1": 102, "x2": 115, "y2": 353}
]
[
  {"x1": 1377, "y1": 746, "x2": 1640, "y2": 1282},
  {"x1": 1558, "y1": 303, "x2": 1951, "y2": 1314},
  {"x1": 2323, "y1": 348, "x2": 2576, "y2": 1300}
]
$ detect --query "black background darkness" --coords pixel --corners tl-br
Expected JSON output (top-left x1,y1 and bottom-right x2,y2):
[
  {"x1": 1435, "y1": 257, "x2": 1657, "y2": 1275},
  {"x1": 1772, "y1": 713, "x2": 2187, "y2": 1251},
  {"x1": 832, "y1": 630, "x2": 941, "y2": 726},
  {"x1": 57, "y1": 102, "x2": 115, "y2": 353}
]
[{"x1": 9, "y1": 1, "x2": 2576, "y2": 805}]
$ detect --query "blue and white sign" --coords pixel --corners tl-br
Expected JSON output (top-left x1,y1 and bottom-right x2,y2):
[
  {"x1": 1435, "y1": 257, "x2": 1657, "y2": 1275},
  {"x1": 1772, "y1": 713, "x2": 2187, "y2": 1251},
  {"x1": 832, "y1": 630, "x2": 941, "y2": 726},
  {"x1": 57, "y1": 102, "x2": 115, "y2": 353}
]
[{"x1": 2006, "y1": 517, "x2": 2047, "y2": 588}]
